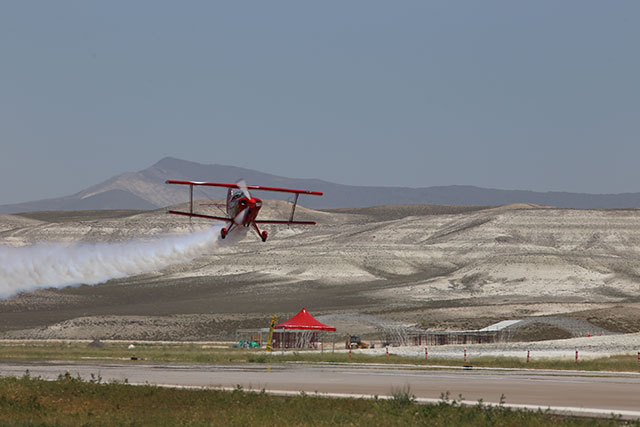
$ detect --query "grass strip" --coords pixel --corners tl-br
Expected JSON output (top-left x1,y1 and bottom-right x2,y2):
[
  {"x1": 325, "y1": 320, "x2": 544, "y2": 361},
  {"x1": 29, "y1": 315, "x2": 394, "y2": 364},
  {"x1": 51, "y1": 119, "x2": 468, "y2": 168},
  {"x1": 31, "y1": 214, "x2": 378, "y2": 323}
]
[
  {"x1": 1, "y1": 342, "x2": 640, "y2": 372},
  {"x1": 0, "y1": 375, "x2": 627, "y2": 426}
]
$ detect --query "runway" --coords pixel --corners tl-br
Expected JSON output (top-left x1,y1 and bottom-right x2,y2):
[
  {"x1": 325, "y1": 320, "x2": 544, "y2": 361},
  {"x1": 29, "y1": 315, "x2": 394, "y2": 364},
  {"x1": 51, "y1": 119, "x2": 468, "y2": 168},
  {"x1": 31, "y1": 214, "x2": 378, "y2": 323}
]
[{"x1": 1, "y1": 361, "x2": 639, "y2": 419}]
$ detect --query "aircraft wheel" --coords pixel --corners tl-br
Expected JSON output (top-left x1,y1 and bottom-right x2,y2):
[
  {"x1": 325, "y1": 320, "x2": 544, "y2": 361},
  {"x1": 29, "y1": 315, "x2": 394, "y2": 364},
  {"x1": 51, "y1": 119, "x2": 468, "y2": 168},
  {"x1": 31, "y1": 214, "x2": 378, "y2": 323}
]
[
  {"x1": 261, "y1": 230, "x2": 268, "y2": 242},
  {"x1": 221, "y1": 228, "x2": 227, "y2": 239}
]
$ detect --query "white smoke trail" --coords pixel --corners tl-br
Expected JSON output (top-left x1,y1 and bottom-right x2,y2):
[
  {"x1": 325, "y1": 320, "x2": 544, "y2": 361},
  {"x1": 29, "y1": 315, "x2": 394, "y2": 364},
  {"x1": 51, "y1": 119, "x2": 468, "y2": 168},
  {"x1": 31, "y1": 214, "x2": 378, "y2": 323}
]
[{"x1": 0, "y1": 225, "x2": 246, "y2": 300}]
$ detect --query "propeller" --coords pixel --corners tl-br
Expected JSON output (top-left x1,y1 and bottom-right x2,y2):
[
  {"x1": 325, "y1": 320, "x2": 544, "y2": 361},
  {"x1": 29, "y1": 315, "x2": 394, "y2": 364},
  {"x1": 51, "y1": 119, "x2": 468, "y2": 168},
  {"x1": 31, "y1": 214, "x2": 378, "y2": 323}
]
[{"x1": 236, "y1": 179, "x2": 251, "y2": 199}]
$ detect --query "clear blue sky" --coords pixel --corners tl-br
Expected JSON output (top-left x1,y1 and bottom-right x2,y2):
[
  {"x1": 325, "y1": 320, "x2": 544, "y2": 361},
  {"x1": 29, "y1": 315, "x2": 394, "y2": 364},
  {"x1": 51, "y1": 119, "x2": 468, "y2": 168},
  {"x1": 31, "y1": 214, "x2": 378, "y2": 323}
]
[{"x1": 1, "y1": 1, "x2": 638, "y2": 204}]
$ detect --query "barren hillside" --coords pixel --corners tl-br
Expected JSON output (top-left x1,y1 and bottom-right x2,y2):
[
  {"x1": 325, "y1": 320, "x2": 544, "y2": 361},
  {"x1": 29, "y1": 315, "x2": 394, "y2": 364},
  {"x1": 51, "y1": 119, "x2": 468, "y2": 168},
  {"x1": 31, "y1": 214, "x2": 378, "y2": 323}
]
[{"x1": 1, "y1": 203, "x2": 640, "y2": 340}]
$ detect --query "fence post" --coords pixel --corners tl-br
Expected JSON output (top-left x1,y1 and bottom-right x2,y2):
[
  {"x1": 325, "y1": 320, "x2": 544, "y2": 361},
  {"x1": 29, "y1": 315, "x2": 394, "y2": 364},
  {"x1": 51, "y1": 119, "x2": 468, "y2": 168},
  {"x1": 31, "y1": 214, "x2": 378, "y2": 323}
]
[
  {"x1": 425, "y1": 347, "x2": 428, "y2": 361},
  {"x1": 527, "y1": 350, "x2": 530, "y2": 363},
  {"x1": 464, "y1": 348, "x2": 467, "y2": 363},
  {"x1": 575, "y1": 350, "x2": 578, "y2": 363},
  {"x1": 386, "y1": 346, "x2": 389, "y2": 357}
]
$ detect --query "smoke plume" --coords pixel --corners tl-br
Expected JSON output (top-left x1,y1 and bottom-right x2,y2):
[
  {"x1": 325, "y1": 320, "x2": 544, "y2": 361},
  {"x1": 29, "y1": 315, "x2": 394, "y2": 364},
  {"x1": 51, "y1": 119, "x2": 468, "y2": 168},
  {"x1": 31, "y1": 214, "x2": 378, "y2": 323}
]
[{"x1": 0, "y1": 225, "x2": 243, "y2": 299}]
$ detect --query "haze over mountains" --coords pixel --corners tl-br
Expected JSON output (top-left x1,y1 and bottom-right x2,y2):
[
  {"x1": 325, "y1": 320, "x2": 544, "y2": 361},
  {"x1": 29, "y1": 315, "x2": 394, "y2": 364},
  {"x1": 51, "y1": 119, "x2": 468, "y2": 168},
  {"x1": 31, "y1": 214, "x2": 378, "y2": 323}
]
[{"x1": 2, "y1": 157, "x2": 640, "y2": 214}]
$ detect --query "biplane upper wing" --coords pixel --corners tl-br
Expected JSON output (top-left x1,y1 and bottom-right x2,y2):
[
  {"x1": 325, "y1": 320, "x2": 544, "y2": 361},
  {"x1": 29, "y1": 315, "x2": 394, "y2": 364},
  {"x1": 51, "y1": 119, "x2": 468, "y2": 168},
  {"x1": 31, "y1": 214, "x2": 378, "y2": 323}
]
[{"x1": 165, "y1": 180, "x2": 323, "y2": 196}]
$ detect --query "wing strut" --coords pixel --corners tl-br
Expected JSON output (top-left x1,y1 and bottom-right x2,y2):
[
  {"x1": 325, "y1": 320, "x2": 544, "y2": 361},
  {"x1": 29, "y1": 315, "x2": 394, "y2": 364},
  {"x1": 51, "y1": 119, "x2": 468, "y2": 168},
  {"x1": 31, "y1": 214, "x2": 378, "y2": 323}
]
[
  {"x1": 190, "y1": 184, "x2": 193, "y2": 214},
  {"x1": 289, "y1": 193, "x2": 299, "y2": 223}
]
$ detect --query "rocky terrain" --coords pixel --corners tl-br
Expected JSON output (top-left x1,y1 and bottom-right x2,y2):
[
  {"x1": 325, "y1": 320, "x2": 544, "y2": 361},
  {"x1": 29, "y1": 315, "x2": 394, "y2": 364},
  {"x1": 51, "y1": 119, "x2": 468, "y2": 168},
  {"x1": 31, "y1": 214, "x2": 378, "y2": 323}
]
[{"x1": 1, "y1": 202, "x2": 640, "y2": 341}]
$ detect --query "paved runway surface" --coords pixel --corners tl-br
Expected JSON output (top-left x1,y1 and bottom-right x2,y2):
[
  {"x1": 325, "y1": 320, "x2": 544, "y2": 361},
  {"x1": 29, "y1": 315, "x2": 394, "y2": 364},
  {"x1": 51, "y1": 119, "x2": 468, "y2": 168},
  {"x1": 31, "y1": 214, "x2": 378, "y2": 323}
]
[{"x1": 2, "y1": 361, "x2": 639, "y2": 419}]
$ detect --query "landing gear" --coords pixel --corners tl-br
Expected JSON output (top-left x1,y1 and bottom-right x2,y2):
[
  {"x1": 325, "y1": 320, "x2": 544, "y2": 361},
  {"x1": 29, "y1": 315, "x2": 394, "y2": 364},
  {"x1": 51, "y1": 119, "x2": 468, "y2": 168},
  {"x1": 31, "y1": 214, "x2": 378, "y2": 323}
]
[
  {"x1": 252, "y1": 222, "x2": 268, "y2": 242},
  {"x1": 221, "y1": 228, "x2": 227, "y2": 239}
]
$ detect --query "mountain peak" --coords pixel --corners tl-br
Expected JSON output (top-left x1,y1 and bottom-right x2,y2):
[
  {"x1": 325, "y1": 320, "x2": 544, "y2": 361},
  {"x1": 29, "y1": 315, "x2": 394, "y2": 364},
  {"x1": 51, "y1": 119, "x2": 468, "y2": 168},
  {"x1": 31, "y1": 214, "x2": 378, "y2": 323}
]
[
  {"x1": 2, "y1": 157, "x2": 640, "y2": 214},
  {"x1": 153, "y1": 157, "x2": 202, "y2": 170}
]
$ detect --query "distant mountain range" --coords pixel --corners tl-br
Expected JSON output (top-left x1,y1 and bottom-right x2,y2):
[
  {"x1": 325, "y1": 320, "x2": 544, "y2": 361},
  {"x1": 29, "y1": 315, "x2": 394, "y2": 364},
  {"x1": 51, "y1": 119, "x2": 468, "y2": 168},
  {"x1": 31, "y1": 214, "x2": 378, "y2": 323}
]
[{"x1": 2, "y1": 157, "x2": 640, "y2": 214}]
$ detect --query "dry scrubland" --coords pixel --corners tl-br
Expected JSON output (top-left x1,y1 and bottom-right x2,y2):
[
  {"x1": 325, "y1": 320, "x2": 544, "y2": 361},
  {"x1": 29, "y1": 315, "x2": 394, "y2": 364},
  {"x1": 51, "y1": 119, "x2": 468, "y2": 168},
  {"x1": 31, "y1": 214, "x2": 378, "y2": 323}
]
[{"x1": 1, "y1": 202, "x2": 640, "y2": 346}]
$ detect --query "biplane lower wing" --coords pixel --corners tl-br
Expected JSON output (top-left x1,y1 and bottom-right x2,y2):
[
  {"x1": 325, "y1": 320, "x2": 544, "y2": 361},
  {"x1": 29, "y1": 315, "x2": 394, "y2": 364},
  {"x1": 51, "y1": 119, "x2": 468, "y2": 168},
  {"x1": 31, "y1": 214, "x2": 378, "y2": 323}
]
[
  {"x1": 165, "y1": 180, "x2": 323, "y2": 196},
  {"x1": 255, "y1": 220, "x2": 316, "y2": 225},
  {"x1": 167, "y1": 210, "x2": 231, "y2": 222}
]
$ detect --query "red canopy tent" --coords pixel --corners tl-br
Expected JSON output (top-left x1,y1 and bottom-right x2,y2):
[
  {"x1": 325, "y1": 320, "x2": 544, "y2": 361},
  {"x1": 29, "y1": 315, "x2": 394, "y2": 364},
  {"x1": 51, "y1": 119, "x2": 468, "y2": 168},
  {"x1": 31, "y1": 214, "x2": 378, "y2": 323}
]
[
  {"x1": 273, "y1": 308, "x2": 335, "y2": 349},
  {"x1": 275, "y1": 307, "x2": 336, "y2": 331}
]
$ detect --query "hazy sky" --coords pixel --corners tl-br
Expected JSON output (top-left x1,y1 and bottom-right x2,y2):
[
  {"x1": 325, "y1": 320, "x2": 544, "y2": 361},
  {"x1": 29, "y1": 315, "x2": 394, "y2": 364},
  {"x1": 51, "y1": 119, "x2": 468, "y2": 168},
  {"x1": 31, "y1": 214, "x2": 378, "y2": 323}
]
[{"x1": 1, "y1": 1, "x2": 638, "y2": 204}]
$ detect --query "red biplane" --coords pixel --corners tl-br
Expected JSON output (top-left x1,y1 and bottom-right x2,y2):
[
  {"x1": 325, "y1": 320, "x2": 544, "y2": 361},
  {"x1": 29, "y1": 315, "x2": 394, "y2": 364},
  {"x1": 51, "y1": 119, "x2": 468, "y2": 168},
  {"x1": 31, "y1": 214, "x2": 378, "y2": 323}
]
[{"x1": 165, "y1": 180, "x2": 323, "y2": 242}]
